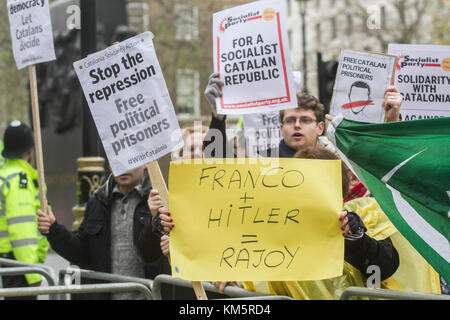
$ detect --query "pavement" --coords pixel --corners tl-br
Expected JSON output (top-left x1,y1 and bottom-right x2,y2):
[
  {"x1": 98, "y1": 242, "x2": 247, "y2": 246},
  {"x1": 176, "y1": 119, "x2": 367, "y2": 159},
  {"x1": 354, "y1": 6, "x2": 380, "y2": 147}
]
[{"x1": 36, "y1": 249, "x2": 71, "y2": 300}]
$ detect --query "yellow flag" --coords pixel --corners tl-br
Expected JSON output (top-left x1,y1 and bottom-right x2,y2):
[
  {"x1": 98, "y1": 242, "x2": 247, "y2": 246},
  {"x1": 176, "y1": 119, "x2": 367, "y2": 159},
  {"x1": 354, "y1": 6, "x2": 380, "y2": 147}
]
[{"x1": 169, "y1": 158, "x2": 344, "y2": 281}]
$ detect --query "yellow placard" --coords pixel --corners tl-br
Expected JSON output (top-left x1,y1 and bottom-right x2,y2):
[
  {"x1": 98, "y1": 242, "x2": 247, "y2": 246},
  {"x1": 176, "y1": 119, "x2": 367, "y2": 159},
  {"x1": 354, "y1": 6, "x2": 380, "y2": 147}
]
[{"x1": 169, "y1": 158, "x2": 344, "y2": 281}]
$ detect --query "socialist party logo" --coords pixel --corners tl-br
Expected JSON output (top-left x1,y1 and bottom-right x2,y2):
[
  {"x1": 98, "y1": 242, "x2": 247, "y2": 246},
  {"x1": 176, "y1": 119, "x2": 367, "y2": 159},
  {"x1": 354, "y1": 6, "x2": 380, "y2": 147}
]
[
  {"x1": 396, "y1": 54, "x2": 442, "y2": 71},
  {"x1": 219, "y1": 8, "x2": 276, "y2": 33}
]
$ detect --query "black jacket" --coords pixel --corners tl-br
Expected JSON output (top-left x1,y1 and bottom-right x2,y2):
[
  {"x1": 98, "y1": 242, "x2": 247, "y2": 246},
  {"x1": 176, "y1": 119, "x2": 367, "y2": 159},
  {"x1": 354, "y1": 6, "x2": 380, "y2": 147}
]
[{"x1": 47, "y1": 173, "x2": 168, "y2": 299}]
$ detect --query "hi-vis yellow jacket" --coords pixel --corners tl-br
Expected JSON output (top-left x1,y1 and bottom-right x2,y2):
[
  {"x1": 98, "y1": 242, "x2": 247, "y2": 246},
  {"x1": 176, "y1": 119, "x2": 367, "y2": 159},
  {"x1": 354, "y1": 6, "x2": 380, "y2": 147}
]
[
  {"x1": 0, "y1": 158, "x2": 49, "y2": 284},
  {"x1": 243, "y1": 197, "x2": 441, "y2": 299}
]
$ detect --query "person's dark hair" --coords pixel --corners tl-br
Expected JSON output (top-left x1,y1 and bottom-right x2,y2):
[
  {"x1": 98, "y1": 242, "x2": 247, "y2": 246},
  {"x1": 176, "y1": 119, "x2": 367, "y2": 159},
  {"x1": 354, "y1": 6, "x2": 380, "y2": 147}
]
[
  {"x1": 294, "y1": 146, "x2": 350, "y2": 197},
  {"x1": 280, "y1": 92, "x2": 325, "y2": 122}
]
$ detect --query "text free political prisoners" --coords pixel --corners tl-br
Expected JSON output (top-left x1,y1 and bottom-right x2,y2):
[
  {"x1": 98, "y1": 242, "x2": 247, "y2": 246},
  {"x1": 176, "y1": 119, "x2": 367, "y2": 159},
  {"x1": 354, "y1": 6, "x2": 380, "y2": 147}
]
[
  {"x1": 83, "y1": 60, "x2": 171, "y2": 155},
  {"x1": 110, "y1": 95, "x2": 170, "y2": 156}
]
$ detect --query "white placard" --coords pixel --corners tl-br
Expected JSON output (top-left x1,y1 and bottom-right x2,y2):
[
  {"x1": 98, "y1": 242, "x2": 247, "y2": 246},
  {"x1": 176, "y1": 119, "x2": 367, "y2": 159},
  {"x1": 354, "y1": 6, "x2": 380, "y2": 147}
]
[
  {"x1": 388, "y1": 44, "x2": 450, "y2": 121},
  {"x1": 330, "y1": 50, "x2": 397, "y2": 123},
  {"x1": 7, "y1": 0, "x2": 56, "y2": 69},
  {"x1": 243, "y1": 111, "x2": 282, "y2": 157},
  {"x1": 213, "y1": 0, "x2": 297, "y2": 115},
  {"x1": 73, "y1": 32, "x2": 183, "y2": 176}
]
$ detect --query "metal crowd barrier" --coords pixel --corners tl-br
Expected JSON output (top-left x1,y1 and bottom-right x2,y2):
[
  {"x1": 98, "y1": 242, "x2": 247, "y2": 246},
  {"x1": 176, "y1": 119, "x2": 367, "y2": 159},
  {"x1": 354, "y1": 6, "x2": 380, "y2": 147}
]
[
  {"x1": 0, "y1": 258, "x2": 154, "y2": 300},
  {"x1": 0, "y1": 257, "x2": 59, "y2": 300},
  {"x1": 0, "y1": 267, "x2": 56, "y2": 287},
  {"x1": 58, "y1": 268, "x2": 154, "y2": 300},
  {"x1": 0, "y1": 282, "x2": 152, "y2": 300},
  {"x1": 0, "y1": 257, "x2": 57, "y2": 283},
  {"x1": 152, "y1": 274, "x2": 283, "y2": 300},
  {"x1": 340, "y1": 286, "x2": 450, "y2": 300}
]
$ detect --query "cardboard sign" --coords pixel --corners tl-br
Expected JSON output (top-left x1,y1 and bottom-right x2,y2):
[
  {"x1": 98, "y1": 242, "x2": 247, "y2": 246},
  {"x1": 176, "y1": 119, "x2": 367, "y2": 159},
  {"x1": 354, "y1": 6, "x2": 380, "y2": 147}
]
[
  {"x1": 169, "y1": 158, "x2": 344, "y2": 281},
  {"x1": 74, "y1": 32, "x2": 183, "y2": 176},
  {"x1": 330, "y1": 50, "x2": 397, "y2": 123},
  {"x1": 388, "y1": 44, "x2": 450, "y2": 121},
  {"x1": 213, "y1": 0, "x2": 297, "y2": 115},
  {"x1": 7, "y1": 0, "x2": 56, "y2": 69}
]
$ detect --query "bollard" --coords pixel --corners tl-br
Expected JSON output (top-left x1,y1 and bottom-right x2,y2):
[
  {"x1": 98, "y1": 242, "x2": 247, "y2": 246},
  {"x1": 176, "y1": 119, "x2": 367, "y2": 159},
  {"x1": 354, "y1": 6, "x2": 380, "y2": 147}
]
[{"x1": 72, "y1": 157, "x2": 105, "y2": 230}]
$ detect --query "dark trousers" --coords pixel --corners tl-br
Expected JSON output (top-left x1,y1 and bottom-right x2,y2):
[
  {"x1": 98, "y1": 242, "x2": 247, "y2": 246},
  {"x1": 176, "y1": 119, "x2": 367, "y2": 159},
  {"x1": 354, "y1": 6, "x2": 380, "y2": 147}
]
[
  {"x1": 2, "y1": 274, "x2": 37, "y2": 300},
  {"x1": 0, "y1": 253, "x2": 37, "y2": 300}
]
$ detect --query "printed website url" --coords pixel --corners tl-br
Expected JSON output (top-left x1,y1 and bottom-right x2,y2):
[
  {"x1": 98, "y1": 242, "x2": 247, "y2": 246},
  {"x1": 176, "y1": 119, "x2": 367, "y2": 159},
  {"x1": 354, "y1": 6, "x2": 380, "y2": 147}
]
[
  {"x1": 128, "y1": 144, "x2": 167, "y2": 165},
  {"x1": 225, "y1": 97, "x2": 289, "y2": 109}
]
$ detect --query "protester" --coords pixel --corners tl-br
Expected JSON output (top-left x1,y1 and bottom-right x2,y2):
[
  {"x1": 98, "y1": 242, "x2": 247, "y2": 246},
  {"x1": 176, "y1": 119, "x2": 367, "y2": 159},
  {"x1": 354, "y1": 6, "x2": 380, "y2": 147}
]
[
  {"x1": 155, "y1": 146, "x2": 402, "y2": 299},
  {"x1": 343, "y1": 171, "x2": 370, "y2": 202},
  {"x1": 203, "y1": 72, "x2": 403, "y2": 159},
  {"x1": 149, "y1": 75, "x2": 405, "y2": 296},
  {"x1": 37, "y1": 165, "x2": 167, "y2": 300},
  {"x1": 0, "y1": 121, "x2": 49, "y2": 300},
  {"x1": 156, "y1": 146, "x2": 400, "y2": 298},
  {"x1": 172, "y1": 125, "x2": 208, "y2": 161}
]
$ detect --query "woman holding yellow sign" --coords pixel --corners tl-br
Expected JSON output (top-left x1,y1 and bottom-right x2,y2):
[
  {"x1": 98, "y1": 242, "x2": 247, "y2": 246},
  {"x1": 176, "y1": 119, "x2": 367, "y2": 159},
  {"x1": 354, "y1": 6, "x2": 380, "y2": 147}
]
[{"x1": 148, "y1": 146, "x2": 401, "y2": 299}]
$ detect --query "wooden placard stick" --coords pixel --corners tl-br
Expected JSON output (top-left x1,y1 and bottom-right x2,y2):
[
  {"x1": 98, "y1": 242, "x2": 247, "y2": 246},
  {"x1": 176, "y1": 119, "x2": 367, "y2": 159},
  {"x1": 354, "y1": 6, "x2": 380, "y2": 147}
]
[
  {"x1": 28, "y1": 65, "x2": 48, "y2": 214},
  {"x1": 145, "y1": 160, "x2": 208, "y2": 300}
]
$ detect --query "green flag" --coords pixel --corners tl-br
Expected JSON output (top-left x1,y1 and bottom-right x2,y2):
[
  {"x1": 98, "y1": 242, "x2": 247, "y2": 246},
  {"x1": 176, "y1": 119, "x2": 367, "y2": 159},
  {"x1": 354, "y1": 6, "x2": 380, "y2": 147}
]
[{"x1": 327, "y1": 115, "x2": 450, "y2": 283}]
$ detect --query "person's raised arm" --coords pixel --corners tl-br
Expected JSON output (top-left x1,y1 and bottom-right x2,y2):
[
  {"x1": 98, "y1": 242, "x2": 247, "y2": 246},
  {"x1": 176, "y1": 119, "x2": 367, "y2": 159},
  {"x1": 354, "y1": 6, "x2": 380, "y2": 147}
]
[
  {"x1": 204, "y1": 72, "x2": 225, "y2": 121},
  {"x1": 383, "y1": 85, "x2": 402, "y2": 122}
]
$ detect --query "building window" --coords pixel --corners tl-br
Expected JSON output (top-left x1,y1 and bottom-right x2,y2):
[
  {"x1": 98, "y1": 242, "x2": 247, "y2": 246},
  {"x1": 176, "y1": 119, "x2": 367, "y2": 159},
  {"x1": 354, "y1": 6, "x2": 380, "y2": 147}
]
[
  {"x1": 175, "y1": 3, "x2": 199, "y2": 41},
  {"x1": 346, "y1": 14, "x2": 353, "y2": 35},
  {"x1": 176, "y1": 69, "x2": 200, "y2": 116},
  {"x1": 380, "y1": 5, "x2": 386, "y2": 28},
  {"x1": 330, "y1": 17, "x2": 337, "y2": 39},
  {"x1": 316, "y1": 22, "x2": 321, "y2": 47},
  {"x1": 127, "y1": 2, "x2": 149, "y2": 32}
]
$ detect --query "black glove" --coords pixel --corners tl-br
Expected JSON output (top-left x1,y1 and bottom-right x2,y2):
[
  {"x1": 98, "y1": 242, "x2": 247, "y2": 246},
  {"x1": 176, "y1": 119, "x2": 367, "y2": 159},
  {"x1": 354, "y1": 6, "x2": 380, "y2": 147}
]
[
  {"x1": 151, "y1": 211, "x2": 165, "y2": 236},
  {"x1": 345, "y1": 211, "x2": 367, "y2": 240}
]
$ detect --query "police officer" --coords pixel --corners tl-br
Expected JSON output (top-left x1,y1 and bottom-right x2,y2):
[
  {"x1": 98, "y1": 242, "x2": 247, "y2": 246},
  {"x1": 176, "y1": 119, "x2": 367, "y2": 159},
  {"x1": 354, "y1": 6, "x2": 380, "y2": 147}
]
[{"x1": 0, "y1": 120, "x2": 49, "y2": 300}]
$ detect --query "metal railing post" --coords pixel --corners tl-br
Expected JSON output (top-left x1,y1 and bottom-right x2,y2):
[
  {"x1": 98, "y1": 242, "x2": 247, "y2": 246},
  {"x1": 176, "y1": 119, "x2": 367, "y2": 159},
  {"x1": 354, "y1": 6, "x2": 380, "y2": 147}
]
[{"x1": 58, "y1": 269, "x2": 154, "y2": 291}]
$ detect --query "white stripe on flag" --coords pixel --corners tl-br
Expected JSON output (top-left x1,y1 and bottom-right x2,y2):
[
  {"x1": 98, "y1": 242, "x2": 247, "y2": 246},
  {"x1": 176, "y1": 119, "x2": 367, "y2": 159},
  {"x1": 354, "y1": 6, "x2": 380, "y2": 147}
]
[
  {"x1": 387, "y1": 184, "x2": 450, "y2": 263},
  {"x1": 381, "y1": 149, "x2": 427, "y2": 184}
]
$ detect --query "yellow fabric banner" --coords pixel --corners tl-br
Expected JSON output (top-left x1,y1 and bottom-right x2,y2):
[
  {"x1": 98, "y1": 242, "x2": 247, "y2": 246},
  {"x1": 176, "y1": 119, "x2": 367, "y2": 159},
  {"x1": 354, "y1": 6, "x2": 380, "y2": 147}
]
[{"x1": 169, "y1": 158, "x2": 344, "y2": 281}]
